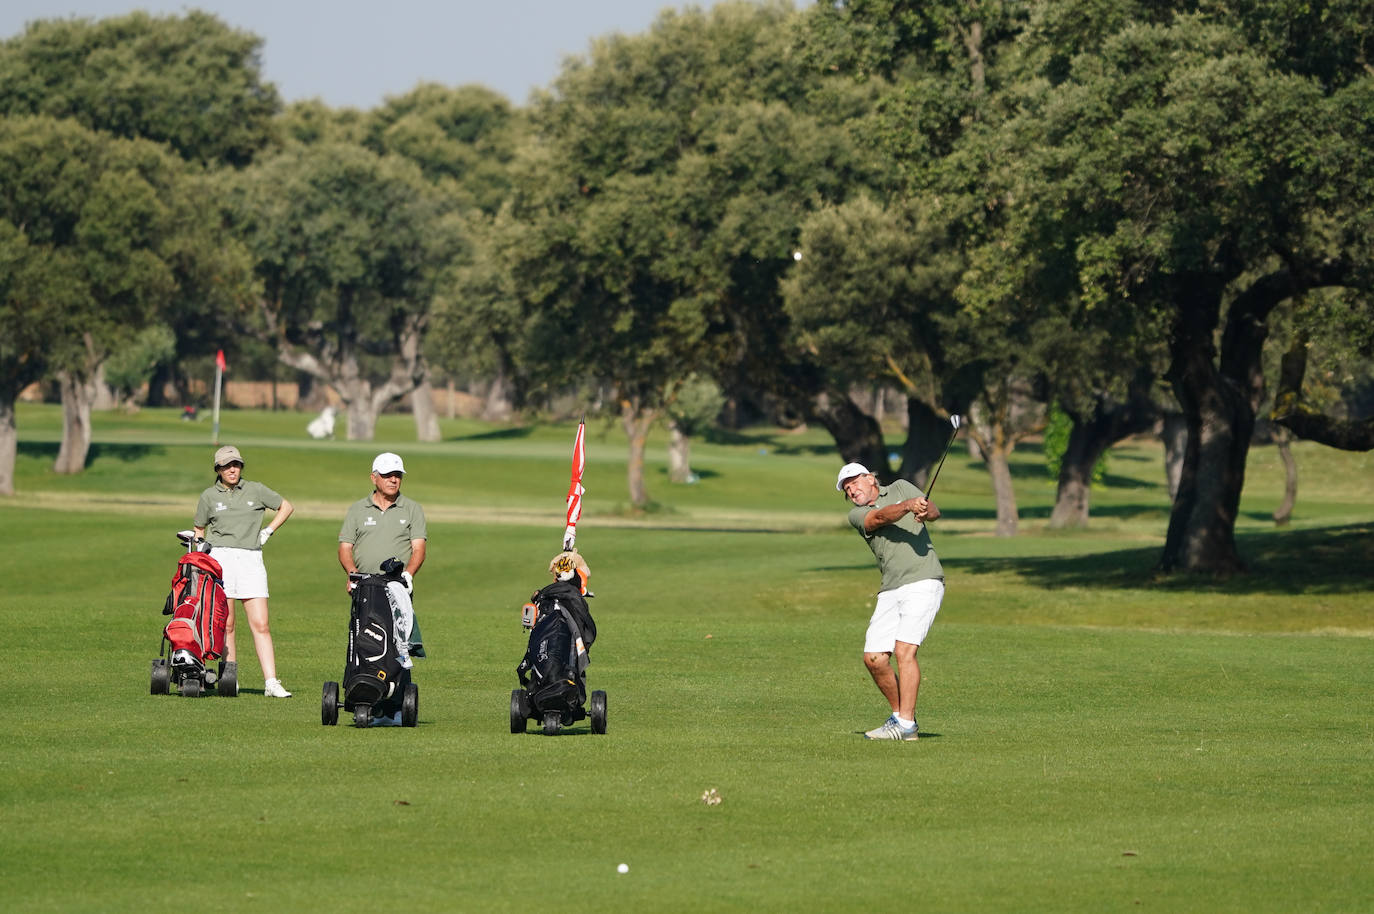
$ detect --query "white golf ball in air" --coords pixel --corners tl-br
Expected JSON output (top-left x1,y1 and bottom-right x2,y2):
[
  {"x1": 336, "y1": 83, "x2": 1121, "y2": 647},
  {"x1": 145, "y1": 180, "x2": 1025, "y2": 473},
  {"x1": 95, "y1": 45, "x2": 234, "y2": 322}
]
[
  {"x1": 617, "y1": 863, "x2": 629, "y2": 874},
  {"x1": 792, "y1": 250, "x2": 803, "y2": 261}
]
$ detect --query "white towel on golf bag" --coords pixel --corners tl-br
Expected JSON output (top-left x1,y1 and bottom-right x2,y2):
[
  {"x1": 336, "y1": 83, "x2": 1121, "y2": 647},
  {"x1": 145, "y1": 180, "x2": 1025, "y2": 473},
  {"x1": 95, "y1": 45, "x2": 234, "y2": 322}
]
[{"x1": 384, "y1": 581, "x2": 415, "y2": 670}]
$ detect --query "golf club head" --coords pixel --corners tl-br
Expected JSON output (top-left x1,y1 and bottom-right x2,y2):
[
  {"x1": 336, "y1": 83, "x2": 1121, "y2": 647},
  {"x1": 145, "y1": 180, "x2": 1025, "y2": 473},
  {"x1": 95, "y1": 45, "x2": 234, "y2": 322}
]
[{"x1": 950, "y1": 414, "x2": 961, "y2": 431}]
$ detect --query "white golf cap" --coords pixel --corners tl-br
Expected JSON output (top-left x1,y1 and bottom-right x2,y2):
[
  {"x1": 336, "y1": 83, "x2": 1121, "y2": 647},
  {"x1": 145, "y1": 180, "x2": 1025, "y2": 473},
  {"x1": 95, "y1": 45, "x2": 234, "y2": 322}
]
[
  {"x1": 371, "y1": 452, "x2": 406, "y2": 475},
  {"x1": 836, "y1": 462, "x2": 872, "y2": 491}
]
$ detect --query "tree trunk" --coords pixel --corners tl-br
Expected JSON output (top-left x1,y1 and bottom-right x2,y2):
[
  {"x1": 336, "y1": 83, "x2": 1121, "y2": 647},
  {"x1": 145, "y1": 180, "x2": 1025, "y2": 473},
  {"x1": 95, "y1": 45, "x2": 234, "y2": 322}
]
[
  {"x1": 0, "y1": 394, "x2": 17, "y2": 496},
  {"x1": 1050, "y1": 382, "x2": 1160, "y2": 529},
  {"x1": 1160, "y1": 412, "x2": 1187, "y2": 503},
  {"x1": 259, "y1": 296, "x2": 426, "y2": 443},
  {"x1": 54, "y1": 369, "x2": 96, "y2": 475},
  {"x1": 297, "y1": 372, "x2": 325, "y2": 411},
  {"x1": 411, "y1": 375, "x2": 441, "y2": 442},
  {"x1": 810, "y1": 390, "x2": 891, "y2": 481},
  {"x1": 1272, "y1": 429, "x2": 1297, "y2": 526},
  {"x1": 900, "y1": 397, "x2": 953, "y2": 488},
  {"x1": 1050, "y1": 458, "x2": 1093, "y2": 530},
  {"x1": 964, "y1": 381, "x2": 1040, "y2": 537},
  {"x1": 1157, "y1": 267, "x2": 1319, "y2": 573},
  {"x1": 333, "y1": 367, "x2": 376, "y2": 441},
  {"x1": 91, "y1": 361, "x2": 117, "y2": 411},
  {"x1": 146, "y1": 362, "x2": 171, "y2": 407},
  {"x1": 667, "y1": 419, "x2": 692, "y2": 483},
  {"x1": 621, "y1": 397, "x2": 658, "y2": 508},
  {"x1": 985, "y1": 447, "x2": 1018, "y2": 537},
  {"x1": 1158, "y1": 394, "x2": 1251, "y2": 574},
  {"x1": 482, "y1": 368, "x2": 514, "y2": 421},
  {"x1": 1158, "y1": 312, "x2": 1253, "y2": 575}
]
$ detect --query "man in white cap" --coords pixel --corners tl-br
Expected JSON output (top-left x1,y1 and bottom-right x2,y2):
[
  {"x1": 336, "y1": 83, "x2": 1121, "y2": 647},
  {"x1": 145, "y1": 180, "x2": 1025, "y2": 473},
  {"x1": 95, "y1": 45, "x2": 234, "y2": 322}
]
[
  {"x1": 338, "y1": 452, "x2": 428, "y2": 655},
  {"x1": 836, "y1": 462, "x2": 943, "y2": 740}
]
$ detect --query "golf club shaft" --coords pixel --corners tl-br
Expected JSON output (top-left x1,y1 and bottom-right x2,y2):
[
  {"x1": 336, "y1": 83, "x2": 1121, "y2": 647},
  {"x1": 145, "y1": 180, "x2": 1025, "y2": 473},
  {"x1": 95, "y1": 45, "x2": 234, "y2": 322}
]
[
  {"x1": 925, "y1": 451, "x2": 951, "y2": 499},
  {"x1": 924, "y1": 423, "x2": 960, "y2": 499}
]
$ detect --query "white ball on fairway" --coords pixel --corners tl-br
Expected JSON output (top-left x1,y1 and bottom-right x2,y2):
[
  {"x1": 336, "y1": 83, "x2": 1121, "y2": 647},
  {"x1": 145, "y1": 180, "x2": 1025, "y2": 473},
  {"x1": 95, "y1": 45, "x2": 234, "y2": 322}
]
[{"x1": 617, "y1": 863, "x2": 629, "y2": 874}]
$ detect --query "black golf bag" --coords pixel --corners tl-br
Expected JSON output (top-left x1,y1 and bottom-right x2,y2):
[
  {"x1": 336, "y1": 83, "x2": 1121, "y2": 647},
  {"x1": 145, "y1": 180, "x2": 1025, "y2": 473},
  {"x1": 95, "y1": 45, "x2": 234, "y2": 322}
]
[
  {"x1": 322, "y1": 558, "x2": 418, "y2": 727},
  {"x1": 517, "y1": 580, "x2": 597, "y2": 720}
]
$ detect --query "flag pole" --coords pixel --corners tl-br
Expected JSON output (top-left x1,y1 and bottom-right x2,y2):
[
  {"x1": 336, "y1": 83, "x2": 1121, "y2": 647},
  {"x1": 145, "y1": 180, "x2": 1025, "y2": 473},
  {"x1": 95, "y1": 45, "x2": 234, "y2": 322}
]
[
  {"x1": 211, "y1": 349, "x2": 225, "y2": 445},
  {"x1": 562, "y1": 417, "x2": 587, "y2": 552}
]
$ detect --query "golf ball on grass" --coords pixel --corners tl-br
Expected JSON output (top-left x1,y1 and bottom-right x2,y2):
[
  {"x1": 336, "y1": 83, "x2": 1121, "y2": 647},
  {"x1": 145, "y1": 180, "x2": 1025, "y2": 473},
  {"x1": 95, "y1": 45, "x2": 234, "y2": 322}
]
[{"x1": 617, "y1": 863, "x2": 629, "y2": 874}]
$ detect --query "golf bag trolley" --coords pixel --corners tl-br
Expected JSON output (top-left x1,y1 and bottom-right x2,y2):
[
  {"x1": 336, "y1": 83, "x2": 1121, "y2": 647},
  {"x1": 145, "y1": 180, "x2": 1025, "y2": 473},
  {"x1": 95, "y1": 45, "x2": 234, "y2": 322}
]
[
  {"x1": 510, "y1": 554, "x2": 606, "y2": 736},
  {"x1": 322, "y1": 558, "x2": 419, "y2": 728},
  {"x1": 150, "y1": 531, "x2": 237, "y2": 698}
]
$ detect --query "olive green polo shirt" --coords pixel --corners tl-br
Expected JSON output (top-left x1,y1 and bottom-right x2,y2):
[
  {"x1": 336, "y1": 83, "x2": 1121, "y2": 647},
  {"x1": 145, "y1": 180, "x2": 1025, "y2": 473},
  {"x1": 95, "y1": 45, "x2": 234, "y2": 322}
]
[
  {"x1": 194, "y1": 479, "x2": 283, "y2": 550},
  {"x1": 339, "y1": 492, "x2": 428, "y2": 573},
  {"x1": 848, "y1": 478, "x2": 944, "y2": 592}
]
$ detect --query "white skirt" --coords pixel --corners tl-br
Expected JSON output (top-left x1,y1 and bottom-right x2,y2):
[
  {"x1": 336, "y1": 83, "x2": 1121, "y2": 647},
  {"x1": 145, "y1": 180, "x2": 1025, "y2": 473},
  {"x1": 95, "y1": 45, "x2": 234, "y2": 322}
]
[{"x1": 209, "y1": 546, "x2": 269, "y2": 600}]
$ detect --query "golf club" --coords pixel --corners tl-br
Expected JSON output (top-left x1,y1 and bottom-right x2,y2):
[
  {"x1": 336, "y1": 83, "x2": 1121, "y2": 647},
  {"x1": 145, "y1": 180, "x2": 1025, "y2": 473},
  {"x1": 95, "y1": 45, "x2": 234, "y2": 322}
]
[{"x1": 923, "y1": 415, "x2": 961, "y2": 499}]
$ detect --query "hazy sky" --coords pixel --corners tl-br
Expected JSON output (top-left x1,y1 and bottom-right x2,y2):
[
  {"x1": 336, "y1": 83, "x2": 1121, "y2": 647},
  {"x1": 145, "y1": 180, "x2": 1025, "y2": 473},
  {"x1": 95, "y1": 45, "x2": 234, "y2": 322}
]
[{"x1": 0, "y1": 1, "x2": 699, "y2": 108}]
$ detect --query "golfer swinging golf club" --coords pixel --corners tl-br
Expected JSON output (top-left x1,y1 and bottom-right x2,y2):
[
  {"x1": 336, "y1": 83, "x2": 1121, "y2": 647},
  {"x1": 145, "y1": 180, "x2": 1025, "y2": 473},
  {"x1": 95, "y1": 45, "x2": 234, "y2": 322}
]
[{"x1": 837, "y1": 460, "x2": 945, "y2": 740}]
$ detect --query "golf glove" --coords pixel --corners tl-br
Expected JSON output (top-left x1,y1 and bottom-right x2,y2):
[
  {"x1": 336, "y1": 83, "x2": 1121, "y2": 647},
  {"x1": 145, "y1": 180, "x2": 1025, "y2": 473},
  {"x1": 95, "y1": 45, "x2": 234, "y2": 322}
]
[
  {"x1": 401, "y1": 570, "x2": 413, "y2": 594},
  {"x1": 259, "y1": 527, "x2": 274, "y2": 547}
]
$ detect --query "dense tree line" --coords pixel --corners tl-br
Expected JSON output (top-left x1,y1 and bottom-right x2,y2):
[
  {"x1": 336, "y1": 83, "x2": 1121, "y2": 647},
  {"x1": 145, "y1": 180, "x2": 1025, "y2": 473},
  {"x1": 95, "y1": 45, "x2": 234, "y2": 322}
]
[{"x1": 1, "y1": 2, "x2": 1370, "y2": 575}]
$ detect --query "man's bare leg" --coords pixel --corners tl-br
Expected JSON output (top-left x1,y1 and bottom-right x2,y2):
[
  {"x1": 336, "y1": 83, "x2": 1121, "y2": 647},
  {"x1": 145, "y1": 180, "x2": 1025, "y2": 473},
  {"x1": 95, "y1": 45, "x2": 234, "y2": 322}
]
[
  {"x1": 864, "y1": 651, "x2": 899, "y2": 713},
  {"x1": 893, "y1": 640, "x2": 921, "y2": 722}
]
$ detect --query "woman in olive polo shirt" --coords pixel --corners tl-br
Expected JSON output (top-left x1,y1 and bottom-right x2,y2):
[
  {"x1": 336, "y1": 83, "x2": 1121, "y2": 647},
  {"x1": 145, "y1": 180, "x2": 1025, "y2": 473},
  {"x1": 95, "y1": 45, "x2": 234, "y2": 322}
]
[{"x1": 193, "y1": 445, "x2": 295, "y2": 698}]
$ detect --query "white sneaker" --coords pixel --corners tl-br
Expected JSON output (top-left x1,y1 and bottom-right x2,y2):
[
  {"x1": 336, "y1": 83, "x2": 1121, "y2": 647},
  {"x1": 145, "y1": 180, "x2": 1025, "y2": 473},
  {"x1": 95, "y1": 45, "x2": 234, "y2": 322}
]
[
  {"x1": 863, "y1": 715, "x2": 898, "y2": 739},
  {"x1": 264, "y1": 678, "x2": 292, "y2": 698},
  {"x1": 864, "y1": 718, "x2": 918, "y2": 741}
]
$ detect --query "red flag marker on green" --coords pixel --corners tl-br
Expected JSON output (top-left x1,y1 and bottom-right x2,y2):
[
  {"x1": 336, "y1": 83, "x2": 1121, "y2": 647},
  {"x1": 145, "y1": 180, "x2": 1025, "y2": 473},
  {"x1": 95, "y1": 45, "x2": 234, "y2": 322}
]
[{"x1": 562, "y1": 419, "x2": 586, "y2": 551}]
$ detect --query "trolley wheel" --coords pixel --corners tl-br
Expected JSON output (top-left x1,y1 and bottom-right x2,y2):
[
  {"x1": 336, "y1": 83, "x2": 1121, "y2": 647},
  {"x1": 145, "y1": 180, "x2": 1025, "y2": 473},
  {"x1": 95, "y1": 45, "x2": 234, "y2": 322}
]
[
  {"x1": 181, "y1": 677, "x2": 202, "y2": 698},
  {"x1": 590, "y1": 690, "x2": 608, "y2": 734},
  {"x1": 322, "y1": 682, "x2": 339, "y2": 726},
  {"x1": 150, "y1": 659, "x2": 170, "y2": 695},
  {"x1": 354, "y1": 703, "x2": 371, "y2": 728},
  {"x1": 217, "y1": 661, "x2": 238, "y2": 698},
  {"x1": 401, "y1": 683, "x2": 419, "y2": 728},
  {"x1": 542, "y1": 710, "x2": 561, "y2": 735},
  {"x1": 510, "y1": 689, "x2": 531, "y2": 733}
]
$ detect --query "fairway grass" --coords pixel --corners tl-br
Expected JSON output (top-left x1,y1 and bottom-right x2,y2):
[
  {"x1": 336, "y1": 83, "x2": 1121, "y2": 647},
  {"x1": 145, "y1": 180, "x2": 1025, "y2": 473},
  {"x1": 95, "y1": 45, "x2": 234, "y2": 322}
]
[{"x1": 2, "y1": 408, "x2": 1371, "y2": 912}]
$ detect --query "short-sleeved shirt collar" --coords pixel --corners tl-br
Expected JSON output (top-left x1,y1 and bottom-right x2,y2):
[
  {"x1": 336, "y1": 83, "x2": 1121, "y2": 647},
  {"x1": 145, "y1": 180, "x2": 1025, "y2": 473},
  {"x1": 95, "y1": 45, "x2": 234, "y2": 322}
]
[{"x1": 368, "y1": 492, "x2": 410, "y2": 511}]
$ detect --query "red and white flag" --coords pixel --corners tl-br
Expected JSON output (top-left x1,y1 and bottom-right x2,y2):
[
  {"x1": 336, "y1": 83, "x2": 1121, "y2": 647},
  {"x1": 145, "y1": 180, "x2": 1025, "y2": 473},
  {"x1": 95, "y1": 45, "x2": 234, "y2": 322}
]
[
  {"x1": 215, "y1": 349, "x2": 227, "y2": 372},
  {"x1": 562, "y1": 420, "x2": 586, "y2": 551}
]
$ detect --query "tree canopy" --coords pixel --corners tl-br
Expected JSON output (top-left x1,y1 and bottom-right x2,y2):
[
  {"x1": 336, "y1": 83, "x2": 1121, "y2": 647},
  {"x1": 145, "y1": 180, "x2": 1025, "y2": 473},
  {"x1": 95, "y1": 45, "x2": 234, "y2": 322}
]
[
  {"x1": 0, "y1": 10, "x2": 280, "y2": 166},
  {"x1": 3, "y1": 2, "x2": 1371, "y2": 577}
]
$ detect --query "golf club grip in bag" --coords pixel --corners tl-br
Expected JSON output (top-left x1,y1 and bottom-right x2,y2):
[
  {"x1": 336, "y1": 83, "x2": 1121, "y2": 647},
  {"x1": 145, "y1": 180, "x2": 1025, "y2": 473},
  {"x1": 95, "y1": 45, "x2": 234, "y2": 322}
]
[{"x1": 163, "y1": 552, "x2": 228, "y2": 661}]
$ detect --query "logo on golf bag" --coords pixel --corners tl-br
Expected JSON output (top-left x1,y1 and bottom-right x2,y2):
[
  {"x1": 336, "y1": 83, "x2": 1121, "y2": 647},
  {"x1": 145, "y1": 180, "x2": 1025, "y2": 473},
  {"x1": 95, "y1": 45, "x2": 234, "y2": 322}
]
[{"x1": 361, "y1": 622, "x2": 389, "y2": 662}]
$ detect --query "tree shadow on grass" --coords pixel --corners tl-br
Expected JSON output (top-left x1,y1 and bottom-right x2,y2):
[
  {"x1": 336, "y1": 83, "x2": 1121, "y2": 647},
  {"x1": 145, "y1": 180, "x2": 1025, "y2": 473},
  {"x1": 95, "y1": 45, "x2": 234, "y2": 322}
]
[
  {"x1": 946, "y1": 523, "x2": 1373, "y2": 596},
  {"x1": 654, "y1": 467, "x2": 721, "y2": 481},
  {"x1": 952, "y1": 503, "x2": 1172, "y2": 522},
  {"x1": 701, "y1": 427, "x2": 835, "y2": 456},
  {"x1": 18, "y1": 441, "x2": 159, "y2": 466},
  {"x1": 447, "y1": 426, "x2": 533, "y2": 442}
]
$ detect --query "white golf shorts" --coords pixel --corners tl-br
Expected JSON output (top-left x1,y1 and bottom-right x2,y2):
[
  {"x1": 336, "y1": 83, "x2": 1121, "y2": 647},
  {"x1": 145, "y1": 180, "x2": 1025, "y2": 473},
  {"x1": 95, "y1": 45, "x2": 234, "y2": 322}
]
[
  {"x1": 209, "y1": 546, "x2": 269, "y2": 600},
  {"x1": 863, "y1": 578, "x2": 944, "y2": 653}
]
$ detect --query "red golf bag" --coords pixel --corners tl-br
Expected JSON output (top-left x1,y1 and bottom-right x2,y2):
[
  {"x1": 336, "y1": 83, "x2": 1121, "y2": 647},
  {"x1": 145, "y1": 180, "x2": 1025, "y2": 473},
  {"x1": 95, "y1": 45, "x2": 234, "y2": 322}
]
[{"x1": 163, "y1": 552, "x2": 229, "y2": 664}]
